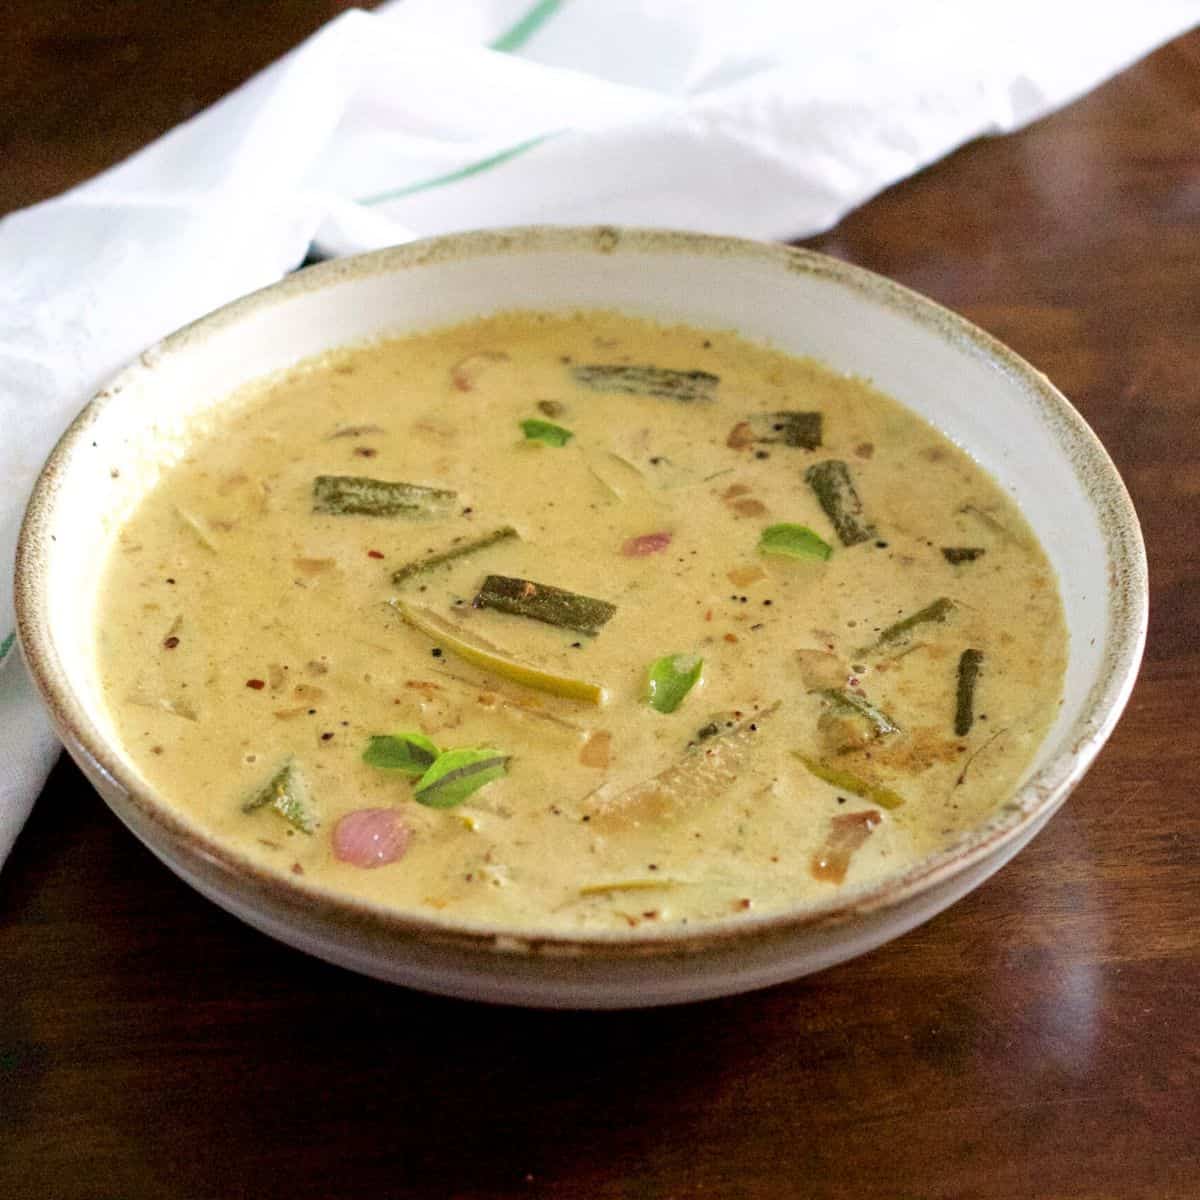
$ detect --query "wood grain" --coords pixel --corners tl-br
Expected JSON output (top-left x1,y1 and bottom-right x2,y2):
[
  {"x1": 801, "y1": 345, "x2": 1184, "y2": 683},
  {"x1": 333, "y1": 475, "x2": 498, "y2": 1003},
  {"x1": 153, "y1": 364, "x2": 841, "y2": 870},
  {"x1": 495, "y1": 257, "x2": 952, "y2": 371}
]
[{"x1": 2, "y1": 9, "x2": 1197, "y2": 1198}]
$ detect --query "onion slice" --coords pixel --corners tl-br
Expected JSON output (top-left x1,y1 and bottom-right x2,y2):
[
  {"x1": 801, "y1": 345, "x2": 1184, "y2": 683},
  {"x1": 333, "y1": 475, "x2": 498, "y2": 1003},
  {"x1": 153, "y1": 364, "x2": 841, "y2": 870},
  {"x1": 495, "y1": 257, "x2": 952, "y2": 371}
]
[{"x1": 332, "y1": 808, "x2": 410, "y2": 868}]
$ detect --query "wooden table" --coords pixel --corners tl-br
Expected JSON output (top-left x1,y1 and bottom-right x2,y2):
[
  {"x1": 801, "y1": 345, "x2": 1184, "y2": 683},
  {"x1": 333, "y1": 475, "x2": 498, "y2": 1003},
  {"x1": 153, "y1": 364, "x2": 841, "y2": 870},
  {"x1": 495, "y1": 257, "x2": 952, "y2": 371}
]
[{"x1": 3, "y1": 9, "x2": 1197, "y2": 1197}]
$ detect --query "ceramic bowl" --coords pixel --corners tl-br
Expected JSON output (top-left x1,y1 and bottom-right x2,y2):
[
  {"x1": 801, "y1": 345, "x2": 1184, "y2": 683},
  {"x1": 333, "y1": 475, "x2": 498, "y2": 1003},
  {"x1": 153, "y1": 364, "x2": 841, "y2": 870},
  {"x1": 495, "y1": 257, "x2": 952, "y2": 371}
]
[{"x1": 14, "y1": 227, "x2": 1147, "y2": 1008}]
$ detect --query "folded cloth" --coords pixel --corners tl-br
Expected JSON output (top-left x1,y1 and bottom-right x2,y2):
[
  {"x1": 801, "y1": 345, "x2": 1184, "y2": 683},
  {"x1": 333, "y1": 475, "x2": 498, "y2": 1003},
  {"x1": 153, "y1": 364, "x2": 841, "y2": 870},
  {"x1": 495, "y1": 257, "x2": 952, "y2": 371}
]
[{"x1": 1, "y1": 0, "x2": 1194, "y2": 867}]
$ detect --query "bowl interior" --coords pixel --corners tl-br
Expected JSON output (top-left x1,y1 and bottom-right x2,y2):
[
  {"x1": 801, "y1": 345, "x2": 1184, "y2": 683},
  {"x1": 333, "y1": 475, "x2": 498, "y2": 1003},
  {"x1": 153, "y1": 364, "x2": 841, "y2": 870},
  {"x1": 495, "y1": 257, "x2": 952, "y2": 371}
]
[{"x1": 19, "y1": 228, "x2": 1146, "y2": 935}]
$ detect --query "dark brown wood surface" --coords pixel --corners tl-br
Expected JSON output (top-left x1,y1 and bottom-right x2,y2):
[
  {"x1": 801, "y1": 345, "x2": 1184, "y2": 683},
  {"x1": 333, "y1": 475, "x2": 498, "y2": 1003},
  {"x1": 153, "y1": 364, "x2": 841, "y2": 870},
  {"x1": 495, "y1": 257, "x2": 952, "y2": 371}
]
[{"x1": 2, "y1": 8, "x2": 1197, "y2": 1198}]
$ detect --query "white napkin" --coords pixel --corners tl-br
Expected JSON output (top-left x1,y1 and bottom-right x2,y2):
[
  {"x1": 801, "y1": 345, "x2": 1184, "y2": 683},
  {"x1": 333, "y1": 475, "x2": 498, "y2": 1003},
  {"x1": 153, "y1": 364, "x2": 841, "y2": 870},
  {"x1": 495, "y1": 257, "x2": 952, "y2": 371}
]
[{"x1": 2, "y1": 0, "x2": 1195, "y2": 865}]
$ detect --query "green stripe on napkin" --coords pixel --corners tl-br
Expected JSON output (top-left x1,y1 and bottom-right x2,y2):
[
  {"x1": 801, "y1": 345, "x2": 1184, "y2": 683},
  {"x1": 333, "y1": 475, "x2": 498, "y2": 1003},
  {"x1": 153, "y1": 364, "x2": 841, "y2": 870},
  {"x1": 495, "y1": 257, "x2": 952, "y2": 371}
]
[
  {"x1": 359, "y1": 129, "x2": 564, "y2": 206},
  {"x1": 489, "y1": 0, "x2": 564, "y2": 53}
]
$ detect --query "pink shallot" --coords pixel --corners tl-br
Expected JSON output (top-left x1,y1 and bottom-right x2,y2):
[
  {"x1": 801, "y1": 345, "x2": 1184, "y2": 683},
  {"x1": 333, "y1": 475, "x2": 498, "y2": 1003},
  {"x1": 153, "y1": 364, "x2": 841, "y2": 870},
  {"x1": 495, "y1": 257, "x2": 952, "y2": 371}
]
[
  {"x1": 332, "y1": 809, "x2": 411, "y2": 868},
  {"x1": 621, "y1": 531, "x2": 673, "y2": 557}
]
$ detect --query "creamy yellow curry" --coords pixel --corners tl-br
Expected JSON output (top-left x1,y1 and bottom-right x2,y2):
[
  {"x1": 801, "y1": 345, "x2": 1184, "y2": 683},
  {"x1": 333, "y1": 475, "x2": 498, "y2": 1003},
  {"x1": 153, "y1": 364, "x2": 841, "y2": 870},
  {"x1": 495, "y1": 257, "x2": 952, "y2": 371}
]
[{"x1": 96, "y1": 311, "x2": 1067, "y2": 931}]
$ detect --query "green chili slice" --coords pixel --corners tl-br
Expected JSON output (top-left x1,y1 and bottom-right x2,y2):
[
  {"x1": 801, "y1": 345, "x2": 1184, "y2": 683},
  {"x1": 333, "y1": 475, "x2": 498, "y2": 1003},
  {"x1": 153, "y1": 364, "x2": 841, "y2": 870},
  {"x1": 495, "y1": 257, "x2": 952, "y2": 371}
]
[
  {"x1": 646, "y1": 653, "x2": 704, "y2": 714},
  {"x1": 392, "y1": 600, "x2": 606, "y2": 705},
  {"x1": 794, "y1": 754, "x2": 906, "y2": 810},
  {"x1": 520, "y1": 418, "x2": 574, "y2": 447},
  {"x1": 758, "y1": 523, "x2": 833, "y2": 562}
]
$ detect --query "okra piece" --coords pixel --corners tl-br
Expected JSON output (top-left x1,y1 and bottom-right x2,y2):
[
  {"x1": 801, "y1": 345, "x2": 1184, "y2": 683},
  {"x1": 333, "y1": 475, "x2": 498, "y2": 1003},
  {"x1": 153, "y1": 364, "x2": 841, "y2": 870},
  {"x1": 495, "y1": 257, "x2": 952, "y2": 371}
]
[
  {"x1": 391, "y1": 526, "x2": 518, "y2": 585},
  {"x1": 858, "y1": 596, "x2": 956, "y2": 655},
  {"x1": 570, "y1": 364, "x2": 719, "y2": 404},
  {"x1": 473, "y1": 575, "x2": 616, "y2": 636},
  {"x1": 942, "y1": 547, "x2": 986, "y2": 564},
  {"x1": 794, "y1": 754, "x2": 906, "y2": 810},
  {"x1": 804, "y1": 460, "x2": 875, "y2": 546},
  {"x1": 955, "y1": 649, "x2": 984, "y2": 737},
  {"x1": 747, "y1": 411, "x2": 823, "y2": 449},
  {"x1": 312, "y1": 475, "x2": 456, "y2": 518},
  {"x1": 817, "y1": 688, "x2": 900, "y2": 753},
  {"x1": 242, "y1": 760, "x2": 315, "y2": 833}
]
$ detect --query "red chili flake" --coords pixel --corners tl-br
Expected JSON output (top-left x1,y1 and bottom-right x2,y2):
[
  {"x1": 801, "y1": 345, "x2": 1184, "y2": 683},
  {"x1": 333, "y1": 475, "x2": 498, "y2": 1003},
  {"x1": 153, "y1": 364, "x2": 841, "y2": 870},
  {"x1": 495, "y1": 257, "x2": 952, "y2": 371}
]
[
  {"x1": 732, "y1": 497, "x2": 768, "y2": 518},
  {"x1": 450, "y1": 350, "x2": 509, "y2": 392},
  {"x1": 724, "y1": 633, "x2": 738, "y2": 643},
  {"x1": 404, "y1": 680, "x2": 442, "y2": 694},
  {"x1": 245, "y1": 678, "x2": 266, "y2": 690},
  {"x1": 163, "y1": 636, "x2": 180, "y2": 649},
  {"x1": 726, "y1": 421, "x2": 755, "y2": 449},
  {"x1": 621, "y1": 531, "x2": 672, "y2": 557},
  {"x1": 367, "y1": 549, "x2": 385, "y2": 559}
]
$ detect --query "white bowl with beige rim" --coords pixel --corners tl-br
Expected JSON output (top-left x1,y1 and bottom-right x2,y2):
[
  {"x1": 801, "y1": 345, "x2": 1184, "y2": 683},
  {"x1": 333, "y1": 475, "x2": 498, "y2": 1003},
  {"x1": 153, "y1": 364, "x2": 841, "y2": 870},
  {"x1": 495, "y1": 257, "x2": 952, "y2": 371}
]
[{"x1": 14, "y1": 227, "x2": 1147, "y2": 1007}]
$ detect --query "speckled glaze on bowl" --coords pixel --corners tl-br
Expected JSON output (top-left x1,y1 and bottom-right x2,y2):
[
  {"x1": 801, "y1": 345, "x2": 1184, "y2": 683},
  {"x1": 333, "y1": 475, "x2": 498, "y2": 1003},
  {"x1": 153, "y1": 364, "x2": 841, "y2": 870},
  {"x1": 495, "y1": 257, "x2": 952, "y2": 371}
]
[{"x1": 14, "y1": 228, "x2": 1147, "y2": 1008}]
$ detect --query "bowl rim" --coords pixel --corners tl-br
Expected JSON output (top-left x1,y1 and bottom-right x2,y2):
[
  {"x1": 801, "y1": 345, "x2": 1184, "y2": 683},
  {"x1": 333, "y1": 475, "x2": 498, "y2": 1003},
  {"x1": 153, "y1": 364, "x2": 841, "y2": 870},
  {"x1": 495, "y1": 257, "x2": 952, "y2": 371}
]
[{"x1": 13, "y1": 224, "x2": 1149, "y2": 958}]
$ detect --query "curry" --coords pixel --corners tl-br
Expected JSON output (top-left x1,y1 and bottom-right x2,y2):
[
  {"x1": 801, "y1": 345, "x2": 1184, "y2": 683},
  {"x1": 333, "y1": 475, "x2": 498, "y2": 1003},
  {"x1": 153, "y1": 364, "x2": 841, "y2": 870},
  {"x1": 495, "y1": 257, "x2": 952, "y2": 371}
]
[{"x1": 95, "y1": 310, "x2": 1067, "y2": 930}]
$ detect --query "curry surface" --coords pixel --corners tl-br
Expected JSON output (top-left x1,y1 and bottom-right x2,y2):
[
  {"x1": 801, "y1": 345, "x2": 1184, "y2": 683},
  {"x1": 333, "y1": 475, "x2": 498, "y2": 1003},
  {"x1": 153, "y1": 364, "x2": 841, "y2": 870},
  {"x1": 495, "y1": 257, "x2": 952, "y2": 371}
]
[{"x1": 95, "y1": 311, "x2": 1067, "y2": 931}]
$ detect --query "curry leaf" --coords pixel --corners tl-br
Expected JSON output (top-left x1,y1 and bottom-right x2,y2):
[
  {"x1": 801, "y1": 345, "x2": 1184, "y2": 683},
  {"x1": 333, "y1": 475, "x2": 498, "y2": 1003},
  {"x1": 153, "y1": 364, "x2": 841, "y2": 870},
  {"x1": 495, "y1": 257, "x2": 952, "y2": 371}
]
[
  {"x1": 362, "y1": 732, "x2": 440, "y2": 776},
  {"x1": 413, "y1": 748, "x2": 509, "y2": 808}
]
